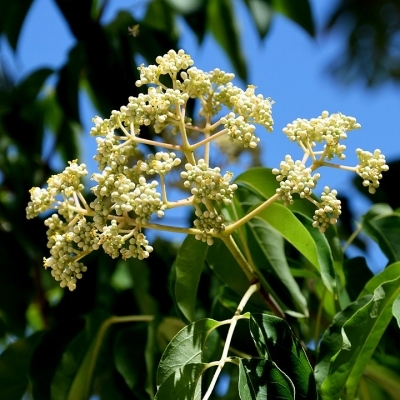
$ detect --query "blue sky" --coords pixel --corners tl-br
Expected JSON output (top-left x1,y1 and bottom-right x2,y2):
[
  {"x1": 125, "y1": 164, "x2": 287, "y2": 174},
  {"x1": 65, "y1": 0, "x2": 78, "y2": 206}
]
[{"x1": 5, "y1": 0, "x2": 399, "y2": 269}]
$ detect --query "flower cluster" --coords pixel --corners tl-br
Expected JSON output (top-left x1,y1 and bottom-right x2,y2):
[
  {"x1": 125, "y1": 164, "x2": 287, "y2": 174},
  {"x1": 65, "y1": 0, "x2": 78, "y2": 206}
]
[
  {"x1": 194, "y1": 210, "x2": 225, "y2": 246},
  {"x1": 138, "y1": 152, "x2": 181, "y2": 175},
  {"x1": 221, "y1": 113, "x2": 259, "y2": 148},
  {"x1": 26, "y1": 161, "x2": 88, "y2": 219},
  {"x1": 181, "y1": 159, "x2": 238, "y2": 206},
  {"x1": 43, "y1": 214, "x2": 95, "y2": 291},
  {"x1": 356, "y1": 148, "x2": 389, "y2": 194},
  {"x1": 312, "y1": 187, "x2": 342, "y2": 233},
  {"x1": 27, "y1": 50, "x2": 389, "y2": 292},
  {"x1": 272, "y1": 155, "x2": 320, "y2": 206},
  {"x1": 283, "y1": 111, "x2": 360, "y2": 160}
]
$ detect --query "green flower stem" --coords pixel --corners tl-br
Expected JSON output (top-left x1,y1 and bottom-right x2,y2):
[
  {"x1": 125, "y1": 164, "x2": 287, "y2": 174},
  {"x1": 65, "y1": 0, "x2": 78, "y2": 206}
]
[
  {"x1": 318, "y1": 161, "x2": 357, "y2": 172},
  {"x1": 223, "y1": 193, "x2": 280, "y2": 236},
  {"x1": 131, "y1": 135, "x2": 182, "y2": 151},
  {"x1": 220, "y1": 234, "x2": 286, "y2": 319},
  {"x1": 343, "y1": 221, "x2": 362, "y2": 252},
  {"x1": 190, "y1": 128, "x2": 227, "y2": 151},
  {"x1": 314, "y1": 285, "x2": 327, "y2": 350},
  {"x1": 202, "y1": 283, "x2": 260, "y2": 400},
  {"x1": 220, "y1": 234, "x2": 256, "y2": 282},
  {"x1": 85, "y1": 315, "x2": 154, "y2": 399},
  {"x1": 159, "y1": 174, "x2": 168, "y2": 204},
  {"x1": 166, "y1": 195, "x2": 194, "y2": 208},
  {"x1": 177, "y1": 104, "x2": 196, "y2": 165}
]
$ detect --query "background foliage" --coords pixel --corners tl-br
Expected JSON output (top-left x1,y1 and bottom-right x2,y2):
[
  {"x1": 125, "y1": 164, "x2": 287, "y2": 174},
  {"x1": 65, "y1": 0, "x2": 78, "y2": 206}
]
[{"x1": 1, "y1": 0, "x2": 400, "y2": 399}]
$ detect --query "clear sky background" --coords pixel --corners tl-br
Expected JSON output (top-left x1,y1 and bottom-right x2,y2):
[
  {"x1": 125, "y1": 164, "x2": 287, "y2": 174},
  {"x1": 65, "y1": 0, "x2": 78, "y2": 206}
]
[{"x1": 5, "y1": 0, "x2": 399, "y2": 270}]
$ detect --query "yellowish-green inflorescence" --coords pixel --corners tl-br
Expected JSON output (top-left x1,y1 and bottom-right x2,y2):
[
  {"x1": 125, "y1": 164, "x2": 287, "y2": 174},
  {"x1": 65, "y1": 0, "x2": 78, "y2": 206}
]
[{"x1": 26, "y1": 49, "x2": 388, "y2": 290}]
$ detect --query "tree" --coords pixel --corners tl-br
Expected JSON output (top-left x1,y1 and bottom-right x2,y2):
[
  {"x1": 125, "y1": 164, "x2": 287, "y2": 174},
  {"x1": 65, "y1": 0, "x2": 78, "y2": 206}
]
[{"x1": 1, "y1": 1, "x2": 399, "y2": 399}]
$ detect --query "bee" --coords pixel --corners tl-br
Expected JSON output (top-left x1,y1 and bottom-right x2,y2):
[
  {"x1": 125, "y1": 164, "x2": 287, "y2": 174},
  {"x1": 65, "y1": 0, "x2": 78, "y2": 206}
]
[{"x1": 128, "y1": 24, "x2": 140, "y2": 37}]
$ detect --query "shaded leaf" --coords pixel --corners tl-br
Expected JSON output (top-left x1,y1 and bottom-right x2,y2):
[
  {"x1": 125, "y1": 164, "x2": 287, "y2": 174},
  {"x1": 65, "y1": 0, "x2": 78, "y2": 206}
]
[
  {"x1": 363, "y1": 210, "x2": 400, "y2": 264},
  {"x1": 0, "y1": 332, "x2": 44, "y2": 399},
  {"x1": 173, "y1": 235, "x2": 209, "y2": 323},
  {"x1": 247, "y1": 217, "x2": 308, "y2": 317},
  {"x1": 206, "y1": 0, "x2": 247, "y2": 80},
  {"x1": 238, "y1": 358, "x2": 295, "y2": 399},
  {"x1": 271, "y1": 0, "x2": 315, "y2": 36},
  {"x1": 50, "y1": 311, "x2": 110, "y2": 400},
  {"x1": 0, "y1": 0, "x2": 33, "y2": 49},
  {"x1": 257, "y1": 204, "x2": 334, "y2": 291},
  {"x1": 114, "y1": 324, "x2": 152, "y2": 400},
  {"x1": 29, "y1": 317, "x2": 86, "y2": 399},
  {"x1": 249, "y1": 313, "x2": 317, "y2": 399},
  {"x1": 243, "y1": 0, "x2": 273, "y2": 38}
]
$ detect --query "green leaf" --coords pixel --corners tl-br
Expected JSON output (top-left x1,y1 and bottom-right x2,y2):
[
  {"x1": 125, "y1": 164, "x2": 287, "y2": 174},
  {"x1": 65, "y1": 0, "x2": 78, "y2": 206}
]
[
  {"x1": 15, "y1": 68, "x2": 54, "y2": 104},
  {"x1": 155, "y1": 362, "x2": 206, "y2": 399},
  {"x1": 392, "y1": 295, "x2": 400, "y2": 329},
  {"x1": 243, "y1": 0, "x2": 273, "y2": 38},
  {"x1": 238, "y1": 358, "x2": 295, "y2": 399},
  {"x1": 173, "y1": 235, "x2": 209, "y2": 323},
  {"x1": 0, "y1": 0, "x2": 34, "y2": 50},
  {"x1": 364, "y1": 360, "x2": 400, "y2": 399},
  {"x1": 316, "y1": 262, "x2": 400, "y2": 399},
  {"x1": 363, "y1": 211, "x2": 400, "y2": 264},
  {"x1": 114, "y1": 324, "x2": 152, "y2": 400},
  {"x1": 271, "y1": 0, "x2": 315, "y2": 36},
  {"x1": 343, "y1": 257, "x2": 374, "y2": 302},
  {"x1": 0, "y1": 332, "x2": 44, "y2": 399},
  {"x1": 258, "y1": 204, "x2": 335, "y2": 291},
  {"x1": 249, "y1": 314, "x2": 317, "y2": 399},
  {"x1": 157, "y1": 318, "x2": 222, "y2": 387},
  {"x1": 293, "y1": 212, "x2": 336, "y2": 292},
  {"x1": 206, "y1": 0, "x2": 247, "y2": 80},
  {"x1": 247, "y1": 217, "x2": 308, "y2": 317},
  {"x1": 235, "y1": 167, "x2": 279, "y2": 200},
  {"x1": 29, "y1": 317, "x2": 86, "y2": 399},
  {"x1": 50, "y1": 311, "x2": 110, "y2": 400}
]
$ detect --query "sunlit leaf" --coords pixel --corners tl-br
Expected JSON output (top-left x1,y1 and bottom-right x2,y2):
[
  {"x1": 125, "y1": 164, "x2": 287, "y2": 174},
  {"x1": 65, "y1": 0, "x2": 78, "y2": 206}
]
[
  {"x1": 155, "y1": 362, "x2": 206, "y2": 399},
  {"x1": 157, "y1": 318, "x2": 222, "y2": 386},
  {"x1": 316, "y1": 262, "x2": 400, "y2": 399}
]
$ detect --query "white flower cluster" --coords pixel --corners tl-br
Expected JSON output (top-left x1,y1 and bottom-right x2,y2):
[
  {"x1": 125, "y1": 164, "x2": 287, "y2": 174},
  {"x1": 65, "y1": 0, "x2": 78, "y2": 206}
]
[
  {"x1": 94, "y1": 132, "x2": 138, "y2": 172},
  {"x1": 26, "y1": 161, "x2": 88, "y2": 219},
  {"x1": 29, "y1": 49, "x2": 277, "y2": 290},
  {"x1": 138, "y1": 152, "x2": 181, "y2": 175},
  {"x1": 194, "y1": 210, "x2": 225, "y2": 246},
  {"x1": 136, "y1": 49, "x2": 194, "y2": 85},
  {"x1": 283, "y1": 111, "x2": 361, "y2": 160},
  {"x1": 221, "y1": 113, "x2": 259, "y2": 148},
  {"x1": 272, "y1": 155, "x2": 321, "y2": 206},
  {"x1": 43, "y1": 214, "x2": 95, "y2": 291},
  {"x1": 91, "y1": 171, "x2": 164, "y2": 222},
  {"x1": 356, "y1": 148, "x2": 389, "y2": 194},
  {"x1": 181, "y1": 159, "x2": 238, "y2": 206},
  {"x1": 312, "y1": 187, "x2": 342, "y2": 233},
  {"x1": 215, "y1": 84, "x2": 274, "y2": 133}
]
